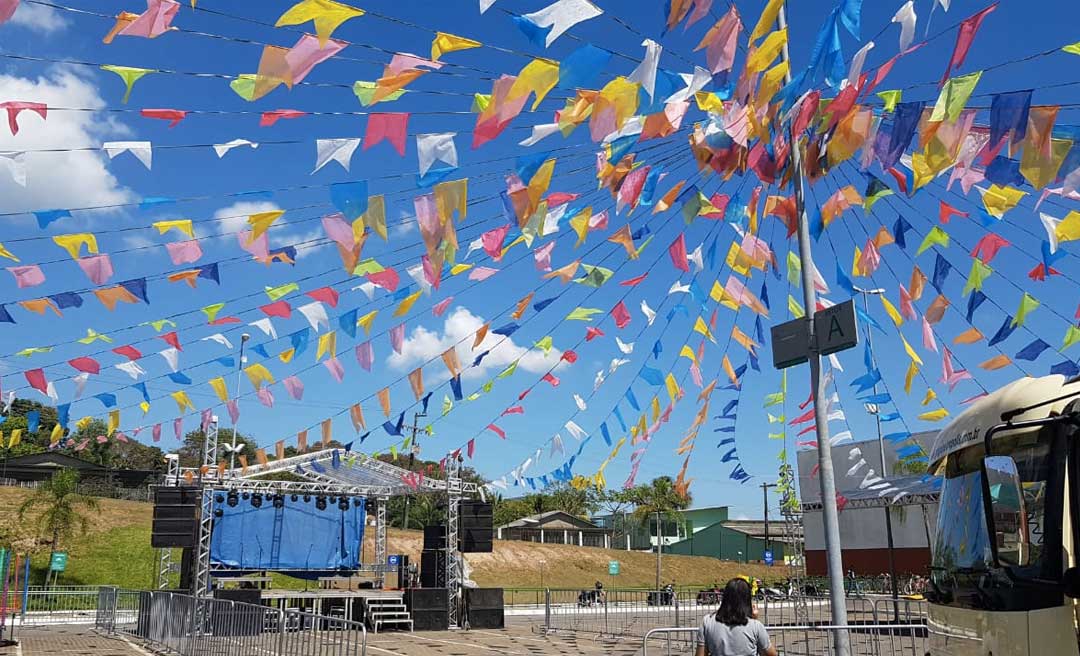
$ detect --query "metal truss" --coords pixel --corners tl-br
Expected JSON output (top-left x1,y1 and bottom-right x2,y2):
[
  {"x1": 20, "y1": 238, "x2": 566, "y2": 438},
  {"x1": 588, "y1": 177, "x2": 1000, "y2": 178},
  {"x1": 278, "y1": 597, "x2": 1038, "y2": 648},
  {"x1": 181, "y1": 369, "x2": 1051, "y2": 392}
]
[
  {"x1": 800, "y1": 492, "x2": 940, "y2": 512},
  {"x1": 445, "y1": 454, "x2": 463, "y2": 629},
  {"x1": 374, "y1": 497, "x2": 387, "y2": 588},
  {"x1": 193, "y1": 419, "x2": 218, "y2": 599},
  {"x1": 207, "y1": 476, "x2": 398, "y2": 497}
]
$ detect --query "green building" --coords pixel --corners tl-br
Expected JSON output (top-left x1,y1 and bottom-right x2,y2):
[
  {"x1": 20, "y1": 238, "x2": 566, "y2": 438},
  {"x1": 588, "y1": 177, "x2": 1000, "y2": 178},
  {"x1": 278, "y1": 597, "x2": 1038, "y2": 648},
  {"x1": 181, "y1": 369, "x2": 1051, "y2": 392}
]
[{"x1": 593, "y1": 505, "x2": 789, "y2": 564}]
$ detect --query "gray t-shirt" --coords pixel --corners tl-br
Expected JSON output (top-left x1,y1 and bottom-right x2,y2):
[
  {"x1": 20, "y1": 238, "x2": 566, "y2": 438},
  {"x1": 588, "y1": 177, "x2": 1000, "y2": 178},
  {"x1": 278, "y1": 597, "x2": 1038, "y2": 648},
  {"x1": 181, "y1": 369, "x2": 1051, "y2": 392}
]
[{"x1": 697, "y1": 614, "x2": 771, "y2": 656}]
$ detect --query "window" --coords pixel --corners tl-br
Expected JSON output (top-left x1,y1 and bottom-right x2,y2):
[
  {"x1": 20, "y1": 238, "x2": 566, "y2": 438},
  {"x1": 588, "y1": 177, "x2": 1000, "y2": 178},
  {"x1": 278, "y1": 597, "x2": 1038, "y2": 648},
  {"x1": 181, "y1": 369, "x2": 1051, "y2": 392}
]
[{"x1": 931, "y1": 426, "x2": 1063, "y2": 611}]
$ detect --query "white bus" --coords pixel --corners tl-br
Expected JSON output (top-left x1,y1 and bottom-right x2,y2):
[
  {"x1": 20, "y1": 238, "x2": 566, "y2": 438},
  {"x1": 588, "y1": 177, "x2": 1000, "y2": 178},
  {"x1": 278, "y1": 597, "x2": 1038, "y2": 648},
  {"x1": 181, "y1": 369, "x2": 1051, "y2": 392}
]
[{"x1": 927, "y1": 374, "x2": 1080, "y2": 654}]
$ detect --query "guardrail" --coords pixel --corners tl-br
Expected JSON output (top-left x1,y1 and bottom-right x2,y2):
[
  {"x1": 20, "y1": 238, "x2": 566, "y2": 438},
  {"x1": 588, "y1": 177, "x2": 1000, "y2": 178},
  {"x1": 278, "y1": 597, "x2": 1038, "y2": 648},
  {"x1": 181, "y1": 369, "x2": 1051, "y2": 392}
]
[
  {"x1": 93, "y1": 588, "x2": 367, "y2": 656},
  {"x1": 541, "y1": 588, "x2": 900, "y2": 640},
  {"x1": 643, "y1": 623, "x2": 929, "y2": 656}
]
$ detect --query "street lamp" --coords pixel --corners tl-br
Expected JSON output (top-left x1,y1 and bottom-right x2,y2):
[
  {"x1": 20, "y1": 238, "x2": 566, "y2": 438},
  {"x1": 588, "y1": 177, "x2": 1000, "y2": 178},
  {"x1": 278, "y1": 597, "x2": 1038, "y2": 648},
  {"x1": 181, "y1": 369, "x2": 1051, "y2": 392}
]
[
  {"x1": 538, "y1": 559, "x2": 546, "y2": 590},
  {"x1": 853, "y1": 286, "x2": 900, "y2": 619}
]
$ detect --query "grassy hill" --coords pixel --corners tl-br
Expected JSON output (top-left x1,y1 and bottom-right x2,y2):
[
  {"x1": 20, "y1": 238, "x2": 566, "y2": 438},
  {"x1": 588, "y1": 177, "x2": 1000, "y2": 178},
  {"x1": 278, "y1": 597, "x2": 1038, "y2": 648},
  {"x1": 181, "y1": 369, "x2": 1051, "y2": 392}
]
[{"x1": 3, "y1": 488, "x2": 780, "y2": 590}]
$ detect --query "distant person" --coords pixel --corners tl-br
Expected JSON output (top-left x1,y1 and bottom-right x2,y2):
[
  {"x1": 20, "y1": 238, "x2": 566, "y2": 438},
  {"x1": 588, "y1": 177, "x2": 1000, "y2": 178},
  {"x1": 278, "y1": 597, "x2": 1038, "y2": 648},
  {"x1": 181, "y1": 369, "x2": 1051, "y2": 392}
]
[{"x1": 695, "y1": 578, "x2": 777, "y2": 656}]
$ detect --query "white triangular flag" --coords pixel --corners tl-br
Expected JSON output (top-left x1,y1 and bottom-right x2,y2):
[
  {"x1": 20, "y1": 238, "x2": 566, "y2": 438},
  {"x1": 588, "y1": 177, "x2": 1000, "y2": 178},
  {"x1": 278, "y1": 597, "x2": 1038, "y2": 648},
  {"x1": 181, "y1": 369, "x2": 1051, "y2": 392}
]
[
  {"x1": 845, "y1": 41, "x2": 874, "y2": 89},
  {"x1": 627, "y1": 39, "x2": 662, "y2": 100},
  {"x1": 115, "y1": 361, "x2": 146, "y2": 380},
  {"x1": 213, "y1": 139, "x2": 259, "y2": 158},
  {"x1": 0, "y1": 151, "x2": 27, "y2": 186},
  {"x1": 564, "y1": 420, "x2": 587, "y2": 440},
  {"x1": 1040, "y1": 212, "x2": 1062, "y2": 253},
  {"x1": 249, "y1": 317, "x2": 277, "y2": 339},
  {"x1": 550, "y1": 433, "x2": 564, "y2": 456},
  {"x1": 45, "y1": 382, "x2": 58, "y2": 403},
  {"x1": 846, "y1": 458, "x2": 867, "y2": 476},
  {"x1": 297, "y1": 301, "x2": 329, "y2": 332},
  {"x1": 668, "y1": 281, "x2": 690, "y2": 295},
  {"x1": 891, "y1": 1, "x2": 917, "y2": 52},
  {"x1": 593, "y1": 370, "x2": 606, "y2": 391},
  {"x1": 608, "y1": 358, "x2": 630, "y2": 373},
  {"x1": 103, "y1": 141, "x2": 152, "y2": 170},
  {"x1": 616, "y1": 337, "x2": 634, "y2": 354},
  {"x1": 416, "y1": 132, "x2": 457, "y2": 176},
  {"x1": 479, "y1": 0, "x2": 498, "y2": 13},
  {"x1": 159, "y1": 347, "x2": 180, "y2": 372},
  {"x1": 664, "y1": 66, "x2": 712, "y2": 104},
  {"x1": 519, "y1": 123, "x2": 561, "y2": 147},
  {"x1": 687, "y1": 245, "x2": 704, "y2": 273},
  {"x1": 313, "y1": 138, "x2": 361, "y2": 173},
  {"x1": 201, "y1": 333, "x2": 233, "y2": 349},
  {"x1": 574, "y1": 394, "x2": 587, "y2": 411},
  {"x1": 71, "y1": 373, "x2": 89, "y2": 399},
  {"x1": 641, "y1": 300, "x2": 656, "y2": 325},
  {"x1": 521, "y1": 0, "x2": 603, "y2": 46}
]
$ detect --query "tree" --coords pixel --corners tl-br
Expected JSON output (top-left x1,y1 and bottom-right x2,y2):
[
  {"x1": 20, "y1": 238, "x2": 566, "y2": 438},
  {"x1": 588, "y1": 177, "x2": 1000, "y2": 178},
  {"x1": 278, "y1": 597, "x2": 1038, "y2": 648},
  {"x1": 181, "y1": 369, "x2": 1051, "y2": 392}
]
[
  {"x1": 18, "y1": 468, "x2": 100, "y2": 583},
  {"x1": 546, "y1": 482, "x2": 602, "y2": 519},
  {"x1": 625, "y1": 476, "x2": 692, "y2": 590}
]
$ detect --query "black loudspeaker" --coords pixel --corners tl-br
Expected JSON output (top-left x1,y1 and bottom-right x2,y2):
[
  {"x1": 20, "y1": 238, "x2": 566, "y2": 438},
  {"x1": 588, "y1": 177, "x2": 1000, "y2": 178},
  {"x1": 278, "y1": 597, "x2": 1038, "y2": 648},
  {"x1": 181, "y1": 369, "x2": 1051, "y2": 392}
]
[
  {"x1": 459, "y1": 501, "x2": 493, "y2": 553},
  {"x1": 465, "y1": 587, "x2": 504, "y2": 629},
  {"x1": 210, "y1": 590, "x2": 263, "y2": 636},
  {"x1": 420, "y1": 550, "x2": 447, "y2": 588},
  {"x1": 151, "y1": 486, "x2": 199, "y2": 548},
  {"x1": 406, "y1": 588, "x2": 448, "y2": 631},
  {"x1": 423, "y1": 525, "x2": 447, "y2": 550}
]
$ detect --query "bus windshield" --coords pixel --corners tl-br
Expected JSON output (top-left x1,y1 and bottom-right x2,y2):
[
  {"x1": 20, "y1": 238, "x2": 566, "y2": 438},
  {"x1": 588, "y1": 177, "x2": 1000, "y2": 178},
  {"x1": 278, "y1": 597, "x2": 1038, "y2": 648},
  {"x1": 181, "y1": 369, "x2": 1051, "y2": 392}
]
[{"x1": 931, "y1": 427, "x2": 1059, "y2": 610}]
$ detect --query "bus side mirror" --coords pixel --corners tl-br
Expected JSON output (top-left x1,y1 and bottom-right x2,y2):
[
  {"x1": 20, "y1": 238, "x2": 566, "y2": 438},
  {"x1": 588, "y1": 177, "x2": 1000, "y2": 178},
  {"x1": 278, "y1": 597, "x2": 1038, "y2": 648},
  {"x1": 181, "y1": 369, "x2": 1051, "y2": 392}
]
[
  {"x1": 1063, "y1": 568, "x2": 1080, "y2": 598},
  {"x1": 982, "y1": 455, "x2": 1026, "y2": 567}
]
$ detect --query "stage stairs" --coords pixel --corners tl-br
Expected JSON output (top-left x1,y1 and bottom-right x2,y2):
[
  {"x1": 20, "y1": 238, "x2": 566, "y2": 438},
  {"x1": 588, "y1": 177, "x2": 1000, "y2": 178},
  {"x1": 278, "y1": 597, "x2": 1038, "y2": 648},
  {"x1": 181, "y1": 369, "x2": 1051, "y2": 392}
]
[{"x1": 366, "y1": 594, "x2": 413, "y2": 633}]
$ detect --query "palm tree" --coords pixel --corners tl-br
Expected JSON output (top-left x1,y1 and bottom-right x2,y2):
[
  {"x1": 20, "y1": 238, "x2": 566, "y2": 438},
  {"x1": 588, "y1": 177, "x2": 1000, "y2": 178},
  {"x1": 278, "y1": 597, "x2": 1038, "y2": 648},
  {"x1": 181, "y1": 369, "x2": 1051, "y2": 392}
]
[
  {"x1": 18, "y1": 468, "x2": 99, "y2": 583},
  {"x1": 626, "y1": 476, "x2": 691, "y2": 590}
]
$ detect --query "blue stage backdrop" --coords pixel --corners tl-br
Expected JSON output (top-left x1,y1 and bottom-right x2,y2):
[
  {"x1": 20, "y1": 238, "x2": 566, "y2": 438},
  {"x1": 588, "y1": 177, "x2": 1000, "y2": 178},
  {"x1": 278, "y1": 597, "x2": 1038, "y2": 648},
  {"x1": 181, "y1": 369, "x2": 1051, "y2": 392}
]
[{"x1": 209, "y1": 492, "x2": 366, "y2": 571}]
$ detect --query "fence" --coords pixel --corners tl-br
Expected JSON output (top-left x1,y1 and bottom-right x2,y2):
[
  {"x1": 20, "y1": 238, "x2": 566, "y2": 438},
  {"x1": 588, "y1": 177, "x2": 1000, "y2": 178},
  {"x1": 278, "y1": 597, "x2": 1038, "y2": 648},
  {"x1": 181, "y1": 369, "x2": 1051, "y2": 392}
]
[
  {"x1": 91, "y1": 587, "x2": 368, "y2": 656},
  {"x1": 643, "y1": 624, "x2": 929, "y2": 656},
  {"x1": 0, "y1": 478, "x2": 153, "y2": 502}
]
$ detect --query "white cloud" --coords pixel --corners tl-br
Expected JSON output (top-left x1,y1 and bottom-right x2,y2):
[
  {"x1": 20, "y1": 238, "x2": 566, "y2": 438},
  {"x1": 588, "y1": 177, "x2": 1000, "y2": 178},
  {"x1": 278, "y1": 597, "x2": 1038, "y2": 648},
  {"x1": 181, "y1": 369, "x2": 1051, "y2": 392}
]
[
  {"x1": 388, "y1": 306, "x2": 561, "y2": 381},
  {"x1": 7, "y1": 3, "x2": 70, "y2": 33},
  {"x1": 0, "y1": 68, "x2": 134, "y2": 215},
  {"x1": 290, "y1": 227, "x2": 331, "y2": 259},
  {"x1": 212, "y1": 200, "x2": 282, "y2": 236}
]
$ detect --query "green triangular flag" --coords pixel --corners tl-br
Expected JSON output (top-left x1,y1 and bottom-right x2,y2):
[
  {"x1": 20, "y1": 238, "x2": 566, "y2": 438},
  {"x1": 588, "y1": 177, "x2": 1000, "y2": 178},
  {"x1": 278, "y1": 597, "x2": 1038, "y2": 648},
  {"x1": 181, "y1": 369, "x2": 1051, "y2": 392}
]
[
  {"x1": 962, "y1": 258, "x2": 993, "y2": 296},
  {"x1": 497, "y1": 361, "x2": 518, "y2": 379},
  {"x1": 575, "y1": 264, "x2": 613, "y2": 287},
  {"x1": 265, "y1": 282, "x2": 299, "y2": 301},
  {"x1": 787, "y1": 294, "x2": 805, "y2": 318},
  {"x1": 916, "y1": 226, "x2": 950, "y2": 255},
  {"x1": 930, "y1": 71, "x2": 982, "y2": 123},
  {"x1": 1062, "y1": 326, "x2": 1080, "y2": 351},
  {"x1": 786, "y1": 251, "x2": 802, "y2": 286},
  {"x1": 101, "y1": 65, "x2": 154, "y2": 104},
  {"x1": 877, "y1": 89, "x2": 902, "y2": 112},
  {"x1": 534, "y1": 336, "x2": 553, "y2": 355},
  {"x1": 1012, "y1": 292, "x2": 1040, "y2": 327},
  {"x1": 566, "y1": 307, "x2": 603, "y2": 321},
  {"x1": 352, "y1": 81, "x2": 405, "y2": 107},
  {"x1": 1063, "y1": 42, "x2": 1080, "y2": 56},
  {"x1": 230, "y1": 74, "x2": 258, "y2": 101}
]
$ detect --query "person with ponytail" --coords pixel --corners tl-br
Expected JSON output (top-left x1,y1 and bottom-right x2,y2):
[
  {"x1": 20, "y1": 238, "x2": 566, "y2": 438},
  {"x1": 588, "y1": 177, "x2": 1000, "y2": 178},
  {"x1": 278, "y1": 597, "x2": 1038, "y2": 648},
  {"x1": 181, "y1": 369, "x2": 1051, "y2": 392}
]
[{"x1": 694, "y1": 578, "x2": 777, "y2": 656}]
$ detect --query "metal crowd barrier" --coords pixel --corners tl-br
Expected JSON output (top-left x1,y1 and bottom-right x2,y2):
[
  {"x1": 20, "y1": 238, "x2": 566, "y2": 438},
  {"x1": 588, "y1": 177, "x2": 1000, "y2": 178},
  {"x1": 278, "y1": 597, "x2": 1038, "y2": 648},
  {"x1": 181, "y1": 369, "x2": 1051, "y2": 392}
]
[
  {"x1": 643, "y1": 623, "x2": 929, "y2": 656},
  {"x1": 94, "y1": 588, "x2": 367, "y2": 656},
  {"x1": 542, "y1": 588, "x2": 896, "y2": 640}
]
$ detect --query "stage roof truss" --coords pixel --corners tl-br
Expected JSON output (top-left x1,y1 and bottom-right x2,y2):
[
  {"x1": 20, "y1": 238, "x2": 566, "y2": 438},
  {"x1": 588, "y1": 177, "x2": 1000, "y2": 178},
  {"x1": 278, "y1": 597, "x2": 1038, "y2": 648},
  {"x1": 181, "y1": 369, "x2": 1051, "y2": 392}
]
[{"x1": 174, "y1": 448, "x2": 477, "y2": 496}]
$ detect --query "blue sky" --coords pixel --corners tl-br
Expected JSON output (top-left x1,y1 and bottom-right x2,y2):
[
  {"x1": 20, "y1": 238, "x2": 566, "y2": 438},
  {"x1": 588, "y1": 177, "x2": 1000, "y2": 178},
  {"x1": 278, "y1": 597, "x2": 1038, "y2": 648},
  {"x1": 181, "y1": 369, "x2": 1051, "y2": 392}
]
[{"x1": 0, "y1": 0, "x2": 1078, "y2": 519}]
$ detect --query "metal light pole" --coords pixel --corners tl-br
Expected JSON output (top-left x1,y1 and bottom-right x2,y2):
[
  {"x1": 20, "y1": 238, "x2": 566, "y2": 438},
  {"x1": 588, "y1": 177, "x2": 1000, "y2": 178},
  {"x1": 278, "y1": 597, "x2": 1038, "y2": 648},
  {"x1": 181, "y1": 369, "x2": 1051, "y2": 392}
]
[
  {"x1": 761, "y1": 482, "x2": 777, "y2": 558},
  {"x1": 229, "y1": 333, "x2": 250, "y2": 471},
  {"x1": 856, "y1": 287, "x2": 900, "y2": 620},
  {"x1": 403, "y1": 412, "x2": 426, "y2": 530},
  {"x1": 777, "y1": 5, "x2": 851, "y2": 653}
]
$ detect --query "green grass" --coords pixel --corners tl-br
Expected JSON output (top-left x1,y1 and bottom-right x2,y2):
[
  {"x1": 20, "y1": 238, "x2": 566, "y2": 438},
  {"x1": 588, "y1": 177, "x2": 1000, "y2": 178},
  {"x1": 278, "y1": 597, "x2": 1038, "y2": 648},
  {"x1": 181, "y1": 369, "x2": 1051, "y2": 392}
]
[{"x1": 4, "y1": 488, "x2": 784, "y2": 591}]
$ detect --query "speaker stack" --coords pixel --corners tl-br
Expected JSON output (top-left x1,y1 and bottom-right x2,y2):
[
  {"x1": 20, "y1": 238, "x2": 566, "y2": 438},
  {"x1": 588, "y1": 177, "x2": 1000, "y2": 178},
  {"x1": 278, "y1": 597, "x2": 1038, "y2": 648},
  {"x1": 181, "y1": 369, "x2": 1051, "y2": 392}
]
[
  {"x1": 406, "y1": 588, "x2": 449, "y2": 631},
  {"x1": 151, "y1": 486, "x2": 200, "y2": 548},
  {"x1": 419, "y1": 524, "x2": 448, "y2": 588},
  {"x1": 465, "y1": 588, "x2": 505, "y2": 629},
  {"x1": 458, "y1": 501, "x2": 493, "y2": 553}
]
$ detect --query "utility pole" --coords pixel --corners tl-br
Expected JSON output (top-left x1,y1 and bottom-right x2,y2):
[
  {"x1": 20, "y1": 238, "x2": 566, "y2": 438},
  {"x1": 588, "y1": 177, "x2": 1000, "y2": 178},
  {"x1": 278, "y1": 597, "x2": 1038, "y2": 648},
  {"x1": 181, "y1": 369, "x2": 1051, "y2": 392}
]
[
  {"x1": 777, "y1": 5, "x2": 851, "y2": 654},
  {"x1": 403, "y1": 412, "x2": 426, "y2": 530},
  {"x1": 761, "y1": 482, "x2": 777, "y2": 558},
  {"x1": 856, "y1": 287, "x2": 900, "y2": 621},
  {"x1": 229, "y1": 333, "x2": 250, "y2": 471}
]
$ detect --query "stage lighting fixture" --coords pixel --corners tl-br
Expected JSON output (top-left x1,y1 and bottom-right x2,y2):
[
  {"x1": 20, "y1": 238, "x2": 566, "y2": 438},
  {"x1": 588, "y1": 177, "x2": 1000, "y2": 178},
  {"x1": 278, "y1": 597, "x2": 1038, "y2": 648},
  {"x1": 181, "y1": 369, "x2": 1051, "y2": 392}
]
[
  {"x1": 214, "y1": 509, "x2": 223, "y2": 518},
  {"x1": 315, "y1": 496, "x2": 327, "y2": 511},
  {"x1": 273, "y1": 495, "x2": 285, "y2": 509},
  {"x1": 353, "y1": 498, "x2": 363, "y2": 508},
  {"x1": 215, "y1": 494, "x2": 224, "y2": 504},
  {"x1": 251, "y1": 493, "x2": 263, "y2": 508},
  {"x1": 242, "y1": 492, "x2": 250, "y2": 500},
  {"x1": 291, "y1": 494, "x2": 299, "y2": 502},
  {"x1": 364, "y1": 498, "x2": 375, "y2": 512},
  {"x1": 227, "y1": 491, "x2": 239, "y2": 507},
  {"x1": 338, "y1": 498, "x2": 349, "y2": 511},
  {"x1": 303, "y1": 495, "x2": 311, "y2": 503},
  {"x1": 329, "y1": 496, "x2": 337, "y2": 505}
]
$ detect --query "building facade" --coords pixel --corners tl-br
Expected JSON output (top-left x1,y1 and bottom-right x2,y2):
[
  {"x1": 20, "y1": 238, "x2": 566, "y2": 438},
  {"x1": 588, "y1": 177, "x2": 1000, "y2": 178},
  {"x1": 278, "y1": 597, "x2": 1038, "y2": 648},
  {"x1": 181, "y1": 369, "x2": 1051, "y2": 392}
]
[
  {"x1": 496, "y1": 511, "x2": 613, "y2": 548},
  {"x1": 797, "y1": 431, "x2": 939, "y2": 576}
]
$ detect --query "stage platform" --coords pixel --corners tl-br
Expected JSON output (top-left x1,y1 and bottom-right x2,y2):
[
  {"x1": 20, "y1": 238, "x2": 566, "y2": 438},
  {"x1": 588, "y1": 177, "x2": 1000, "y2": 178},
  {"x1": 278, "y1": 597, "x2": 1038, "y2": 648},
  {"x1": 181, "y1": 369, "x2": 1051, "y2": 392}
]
[{"x1": 260, "y1": 588, "x2": 411, "y2": 630}]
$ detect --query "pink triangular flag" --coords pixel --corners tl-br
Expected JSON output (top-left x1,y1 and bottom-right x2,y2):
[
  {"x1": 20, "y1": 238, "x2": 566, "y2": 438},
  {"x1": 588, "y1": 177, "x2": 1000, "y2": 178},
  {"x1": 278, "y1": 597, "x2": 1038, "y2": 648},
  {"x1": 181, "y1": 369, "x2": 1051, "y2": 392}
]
[
  {"x1": 363, "y1": 113, "x2": 410, "y2": 156},
  {"x1": 324, "y1": 356, "x2": 345, "y2": 382},
  {"x1": 355, "y1": 341, "x2": 374, "y2": 371},
  {"x1": 283, "y1": 375, "x2": 304, "y2": 400},
  {"x1": 8, "y1": 264, "x2": 45, "y2": 288},
  {"x1": 390, "y1": 323, "x2": 405, "y2": 354},
  {"x1": 165, "y1": 239, "x2": 202, "y2": 265}
]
